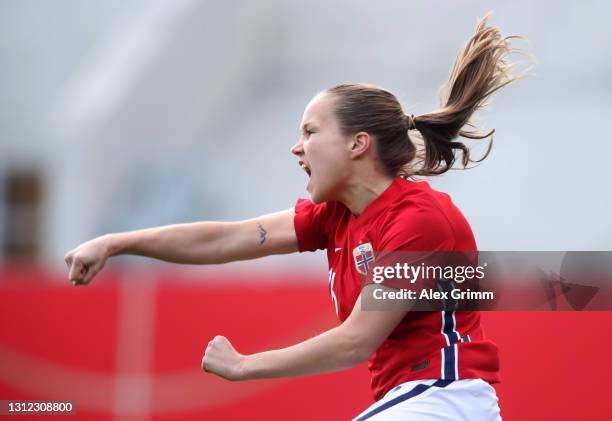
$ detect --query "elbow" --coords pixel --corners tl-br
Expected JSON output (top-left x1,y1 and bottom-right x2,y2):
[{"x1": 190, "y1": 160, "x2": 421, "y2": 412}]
[
  {"x1": 348, "y1": 348, "x2": 372, "y2": 367},
  {"x1": 342, "y1": 331, "x2": 375, "y2": 367}
]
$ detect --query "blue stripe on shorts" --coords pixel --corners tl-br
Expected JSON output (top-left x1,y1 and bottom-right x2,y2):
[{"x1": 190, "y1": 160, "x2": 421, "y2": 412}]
[{"x1": 354, "y1": 379, "x2": 454, "y2": 421}]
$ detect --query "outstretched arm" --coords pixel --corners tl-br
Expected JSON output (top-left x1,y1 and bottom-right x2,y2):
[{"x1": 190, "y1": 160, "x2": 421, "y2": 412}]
[
  {"x1": 64, "y1": 208, "x2": 297, "y2": 285},
  {"x1": 202, "y1": 285, "x2": 408, "y2": 380}
]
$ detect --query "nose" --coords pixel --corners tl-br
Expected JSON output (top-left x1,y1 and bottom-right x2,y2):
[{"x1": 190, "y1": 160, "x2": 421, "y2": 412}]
[{"x1": 291, "y1": 139, "x2": 304, "y2": 156}]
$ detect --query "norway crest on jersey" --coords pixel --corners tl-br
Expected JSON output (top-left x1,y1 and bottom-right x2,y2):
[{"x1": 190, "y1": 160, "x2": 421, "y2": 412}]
[{"x1": 353, "y1": 242, "x2": 375, "y2": 275}]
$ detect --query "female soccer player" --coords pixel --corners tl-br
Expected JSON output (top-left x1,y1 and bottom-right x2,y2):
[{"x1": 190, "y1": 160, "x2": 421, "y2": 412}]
[{"x1": 65, "y1": 15, "x2": 522, "y2": 420}]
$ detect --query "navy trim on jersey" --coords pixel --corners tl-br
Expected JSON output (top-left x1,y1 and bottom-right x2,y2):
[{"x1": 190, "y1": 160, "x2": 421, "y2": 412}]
[
  {"x1": 442, "y1": 344, "x2": 458, "y2": 380},
  {"x1": 354, "y1": 380, "x2": 454, "y2": 421},
  {"x1": 442, "y1": 311, "x2": 460, "y2": 345}
]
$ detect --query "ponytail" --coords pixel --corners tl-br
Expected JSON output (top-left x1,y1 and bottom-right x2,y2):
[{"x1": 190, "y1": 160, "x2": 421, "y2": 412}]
[{"x1": 411, "y1": 13, "x2": 526, "y2": 176}]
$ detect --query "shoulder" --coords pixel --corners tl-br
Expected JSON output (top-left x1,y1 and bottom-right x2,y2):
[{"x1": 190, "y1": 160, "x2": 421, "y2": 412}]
[
  {"x1": 373, "y1": 180, "x2": 457, "y2": 251},
  {"x1": 381, "y1": 179, "x2": 453, "y2": 228}
]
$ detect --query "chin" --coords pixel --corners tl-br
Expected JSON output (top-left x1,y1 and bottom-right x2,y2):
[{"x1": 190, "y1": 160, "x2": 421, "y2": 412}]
[
  {"x1": 311, "y1": 196, "x2": 326, "y2": 205},
  {"x1": 308, "y1": 185, "x2": 332, "y2": 204},
  {"x1": 309, "y1": 190, "x2": 324, "y2": 204}
]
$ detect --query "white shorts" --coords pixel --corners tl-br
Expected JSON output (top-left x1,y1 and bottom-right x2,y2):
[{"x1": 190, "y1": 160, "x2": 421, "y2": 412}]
[{"x1": 352, "y1": 379, "x2": 502, "y2": 421}]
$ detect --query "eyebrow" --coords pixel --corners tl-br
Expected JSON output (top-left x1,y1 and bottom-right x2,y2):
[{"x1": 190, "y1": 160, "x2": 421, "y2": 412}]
[{"x1": 300, "y1": 122, "x2": 315, "y2": 132}]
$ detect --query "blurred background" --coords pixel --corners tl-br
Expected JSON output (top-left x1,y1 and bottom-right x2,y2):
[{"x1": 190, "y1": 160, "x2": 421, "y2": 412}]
[{"x1": 1, "y1": 0, "x2": 611, "y2": 420}]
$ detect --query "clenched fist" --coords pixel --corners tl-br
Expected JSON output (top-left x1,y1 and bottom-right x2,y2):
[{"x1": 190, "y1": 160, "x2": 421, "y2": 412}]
[
  {"x1": 201, "y1": 335, "x2": 246, "y2": 381},
  {"x1": 64, "y1": 235, "x2": 111, "y2": 286}
]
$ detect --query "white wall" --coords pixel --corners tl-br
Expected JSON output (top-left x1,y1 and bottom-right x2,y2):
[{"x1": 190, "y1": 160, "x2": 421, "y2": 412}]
[{"x1": 0, "y1": 0, "x2": 610, "y2": 270}]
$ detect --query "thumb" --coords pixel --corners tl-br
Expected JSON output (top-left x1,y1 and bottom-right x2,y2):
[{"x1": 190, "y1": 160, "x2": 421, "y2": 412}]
[{"x1": 69, "y1": 259, "x2": 86, "y2": 284}]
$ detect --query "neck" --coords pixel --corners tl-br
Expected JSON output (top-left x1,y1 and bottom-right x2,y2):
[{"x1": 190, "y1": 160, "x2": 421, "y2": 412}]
[{"x1": 339, "y1": 174, "x2": 395, "y2": 216}]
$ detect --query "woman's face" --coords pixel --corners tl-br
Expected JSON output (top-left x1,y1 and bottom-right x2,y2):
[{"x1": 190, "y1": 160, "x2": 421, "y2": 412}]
[{"x1": 291, "y1": 93, "x2": 352, "y2": 203}]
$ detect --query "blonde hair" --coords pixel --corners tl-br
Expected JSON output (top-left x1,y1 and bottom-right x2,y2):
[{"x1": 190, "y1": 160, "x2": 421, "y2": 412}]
[{"x1": 327, "y1": 13, "x2": 528, "y2": 177}]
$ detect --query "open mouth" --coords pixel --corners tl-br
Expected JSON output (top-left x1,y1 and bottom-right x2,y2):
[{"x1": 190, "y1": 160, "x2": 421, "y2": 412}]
[{"x1": 299, "y1": 161, "x2": 311, "y2": 177}]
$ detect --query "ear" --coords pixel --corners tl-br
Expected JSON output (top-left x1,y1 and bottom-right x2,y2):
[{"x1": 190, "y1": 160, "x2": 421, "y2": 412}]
[{"x1": 348, "y1": 132, "x2": 372, "y2": 160}]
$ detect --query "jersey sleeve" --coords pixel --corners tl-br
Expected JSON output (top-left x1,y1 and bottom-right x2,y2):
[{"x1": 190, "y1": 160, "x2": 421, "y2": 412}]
[{"x1": 293, "y1": 199, "x2": 333, "y2": 252}]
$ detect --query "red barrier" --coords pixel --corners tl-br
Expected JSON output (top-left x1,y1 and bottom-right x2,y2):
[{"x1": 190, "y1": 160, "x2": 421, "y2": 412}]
[{"x1": 0, "y1": 267, "x2": 611, "y2": 420}]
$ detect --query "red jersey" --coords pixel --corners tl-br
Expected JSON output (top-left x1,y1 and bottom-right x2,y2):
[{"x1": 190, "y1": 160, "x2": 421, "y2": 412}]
[{"x1": 293, "y1": 177, "x2": 500, "y2": 401}]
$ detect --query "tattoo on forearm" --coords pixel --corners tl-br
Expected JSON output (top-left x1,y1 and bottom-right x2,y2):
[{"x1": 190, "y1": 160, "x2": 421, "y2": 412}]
[{"x1": 257, "y1": 223, "x2": 267, "y2": 245}]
